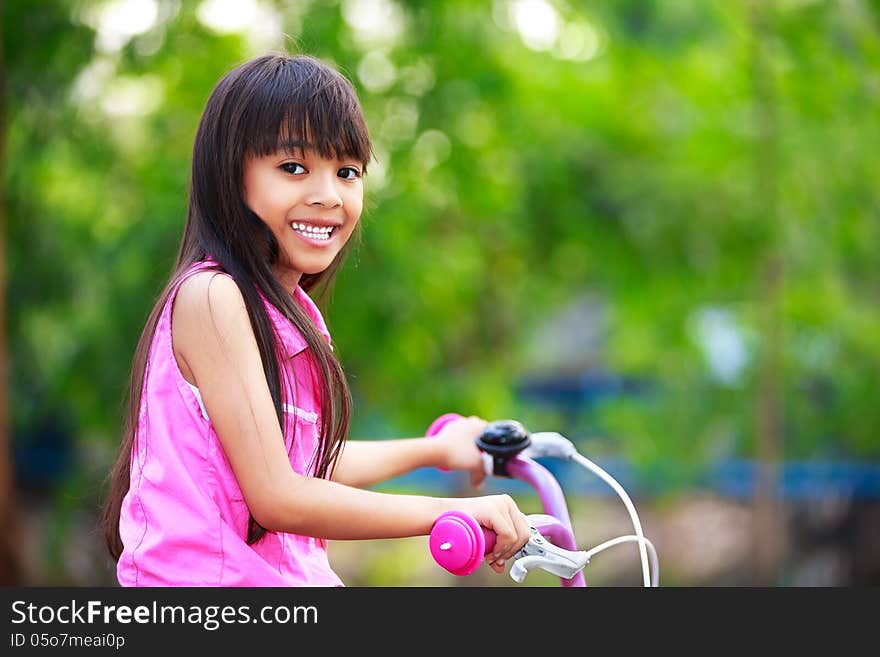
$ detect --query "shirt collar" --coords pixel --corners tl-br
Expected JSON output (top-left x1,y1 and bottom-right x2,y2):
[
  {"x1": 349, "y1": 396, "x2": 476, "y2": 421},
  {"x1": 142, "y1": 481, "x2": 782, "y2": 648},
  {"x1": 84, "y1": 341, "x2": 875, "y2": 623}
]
[{"x1": 266, "y1": 285, "x2": 332, "y2": 358}]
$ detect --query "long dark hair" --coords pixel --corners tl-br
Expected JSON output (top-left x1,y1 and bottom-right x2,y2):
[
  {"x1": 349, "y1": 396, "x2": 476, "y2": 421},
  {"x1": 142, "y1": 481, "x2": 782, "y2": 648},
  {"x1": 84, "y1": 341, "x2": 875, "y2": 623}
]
[{"x1": 101, "y1": 52, "x2": 373, "y2": 561}]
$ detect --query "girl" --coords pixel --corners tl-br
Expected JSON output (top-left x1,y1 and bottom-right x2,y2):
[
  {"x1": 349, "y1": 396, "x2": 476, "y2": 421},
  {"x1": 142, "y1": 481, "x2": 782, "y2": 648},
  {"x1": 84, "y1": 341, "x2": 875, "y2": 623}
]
[{"x1": 100, "y1": 52, "x2": 530, "y2": 586}]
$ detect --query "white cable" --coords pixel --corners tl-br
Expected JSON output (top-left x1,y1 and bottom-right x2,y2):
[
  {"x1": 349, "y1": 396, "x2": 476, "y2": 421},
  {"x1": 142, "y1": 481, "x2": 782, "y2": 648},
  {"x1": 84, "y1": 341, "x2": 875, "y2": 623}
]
[
  {"x1": 570, "y1": 452, "x2": 652, "y2": 587},
  {"x1": 585, "y1": 535, "x2": 659, "y2": 587}
]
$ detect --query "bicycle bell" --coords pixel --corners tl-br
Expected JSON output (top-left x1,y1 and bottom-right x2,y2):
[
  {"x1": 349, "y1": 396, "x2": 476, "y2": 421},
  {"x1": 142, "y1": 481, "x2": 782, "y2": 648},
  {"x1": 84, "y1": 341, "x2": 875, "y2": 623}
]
[{"x1": 476, "y1": 419, "x2": 531, "y2": 477}]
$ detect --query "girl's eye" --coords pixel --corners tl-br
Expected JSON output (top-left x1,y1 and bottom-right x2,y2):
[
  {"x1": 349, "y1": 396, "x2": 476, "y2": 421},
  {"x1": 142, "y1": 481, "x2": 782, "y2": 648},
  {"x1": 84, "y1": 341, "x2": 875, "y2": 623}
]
[
  {"x1": 280, "y1": 162, "x2": 306, "y2": 175},
  {"x1": 338, "y1": 167, "x2": 361, "y2": 181}
]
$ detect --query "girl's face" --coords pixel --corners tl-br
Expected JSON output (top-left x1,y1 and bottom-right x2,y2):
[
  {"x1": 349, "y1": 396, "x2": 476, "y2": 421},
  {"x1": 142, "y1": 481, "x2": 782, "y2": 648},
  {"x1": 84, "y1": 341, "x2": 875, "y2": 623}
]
[{"x1": 243, "y1": 145, "x2": 364, "y2": 290}]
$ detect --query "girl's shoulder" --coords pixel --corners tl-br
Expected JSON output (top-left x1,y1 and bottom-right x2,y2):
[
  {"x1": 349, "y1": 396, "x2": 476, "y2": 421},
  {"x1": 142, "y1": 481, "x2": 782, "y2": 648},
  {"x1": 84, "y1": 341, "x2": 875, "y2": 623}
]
[{"x1": 170, "y1": 268, "x2": 262, "y2": 388}]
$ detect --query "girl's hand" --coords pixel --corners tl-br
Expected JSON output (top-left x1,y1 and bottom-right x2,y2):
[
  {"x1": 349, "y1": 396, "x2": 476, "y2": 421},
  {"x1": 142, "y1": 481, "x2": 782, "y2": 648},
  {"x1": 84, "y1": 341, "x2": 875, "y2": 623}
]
[
  {"x1": 457, "y1": 494, "x2": 531, "y2": 574},
  {"x1": 433, "y1": 415, "x2": 489, "y2": 489}
]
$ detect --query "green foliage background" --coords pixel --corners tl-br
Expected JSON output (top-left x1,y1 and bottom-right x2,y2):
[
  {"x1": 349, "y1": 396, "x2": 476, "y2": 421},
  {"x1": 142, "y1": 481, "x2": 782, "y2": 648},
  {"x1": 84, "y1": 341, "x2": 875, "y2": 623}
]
[{"x1": 4, "y1": 0, "x2": 878, "y2": 584}]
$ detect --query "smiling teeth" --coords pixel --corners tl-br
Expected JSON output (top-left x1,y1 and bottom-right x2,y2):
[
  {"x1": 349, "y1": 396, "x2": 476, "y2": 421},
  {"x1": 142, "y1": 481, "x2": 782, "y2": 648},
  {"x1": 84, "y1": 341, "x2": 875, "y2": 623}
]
[{"x1": 291, "y1": 223, "x2": 334, "y2": 240}]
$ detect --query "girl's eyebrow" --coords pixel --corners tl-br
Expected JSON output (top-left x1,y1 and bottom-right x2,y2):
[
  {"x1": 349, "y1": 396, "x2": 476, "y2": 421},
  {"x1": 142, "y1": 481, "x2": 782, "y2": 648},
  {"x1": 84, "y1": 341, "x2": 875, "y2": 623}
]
[{"x1": 275, "y1": 141, "x2": 364, "y2": 166}]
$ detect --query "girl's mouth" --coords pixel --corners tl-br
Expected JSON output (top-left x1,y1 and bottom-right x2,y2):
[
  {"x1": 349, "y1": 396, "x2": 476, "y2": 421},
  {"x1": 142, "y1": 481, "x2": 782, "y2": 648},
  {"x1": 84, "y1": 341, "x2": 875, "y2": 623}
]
[{"x1": 290, "y1": 222, "x2": 337, "y2": 246}]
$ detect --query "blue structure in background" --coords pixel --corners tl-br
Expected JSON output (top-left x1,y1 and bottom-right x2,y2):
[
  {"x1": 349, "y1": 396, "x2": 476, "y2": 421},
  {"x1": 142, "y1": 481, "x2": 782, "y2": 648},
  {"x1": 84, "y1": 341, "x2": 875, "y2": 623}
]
[
  {"x1": 515, "y1": 370, "x2": 651, "y2": 411},
  {"x1": 707, "y1": 458, "x2": 880, "y2": 501}
]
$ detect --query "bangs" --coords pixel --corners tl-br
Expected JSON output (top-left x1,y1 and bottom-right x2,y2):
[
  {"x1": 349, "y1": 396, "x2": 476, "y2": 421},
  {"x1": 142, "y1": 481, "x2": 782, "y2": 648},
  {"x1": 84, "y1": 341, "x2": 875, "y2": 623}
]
[{"x1": 242, "y1": 56, "x2": 372, "y2": 170}]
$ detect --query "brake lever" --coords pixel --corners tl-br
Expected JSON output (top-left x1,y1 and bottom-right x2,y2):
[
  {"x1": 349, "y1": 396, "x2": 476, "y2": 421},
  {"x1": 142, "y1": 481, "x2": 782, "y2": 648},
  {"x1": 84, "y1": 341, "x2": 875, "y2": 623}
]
[{"x1": 509, "y1": 523, "x2": 589, "y2": 583}]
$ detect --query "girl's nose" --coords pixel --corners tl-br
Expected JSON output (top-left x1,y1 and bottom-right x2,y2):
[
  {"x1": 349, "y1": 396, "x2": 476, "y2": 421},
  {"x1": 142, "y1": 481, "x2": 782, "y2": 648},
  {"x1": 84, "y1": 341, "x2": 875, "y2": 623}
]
[{"x1": 305, "y1": 172, "x2": 343, "y2": 208}]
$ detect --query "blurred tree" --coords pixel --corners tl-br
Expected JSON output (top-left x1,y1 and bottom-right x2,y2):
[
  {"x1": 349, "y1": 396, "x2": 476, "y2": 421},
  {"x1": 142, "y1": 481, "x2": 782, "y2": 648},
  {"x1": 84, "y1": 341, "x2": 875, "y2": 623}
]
[
  {"x1": 0, "y1": 0, "x2": 19, "y2": 586},
  {"x1": 748, "y1": 0, "x2": 785, "y2": 587}
]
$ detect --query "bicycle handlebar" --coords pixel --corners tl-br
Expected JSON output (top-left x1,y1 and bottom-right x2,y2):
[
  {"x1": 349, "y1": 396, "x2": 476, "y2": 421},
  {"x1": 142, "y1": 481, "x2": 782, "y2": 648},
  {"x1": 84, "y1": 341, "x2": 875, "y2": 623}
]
[
  {"x1": 425, "y1": 412, "x2": 656, "y2": 586},
  {"x1": 426, "y1": 412, "x2": 588, "y2": 585}
]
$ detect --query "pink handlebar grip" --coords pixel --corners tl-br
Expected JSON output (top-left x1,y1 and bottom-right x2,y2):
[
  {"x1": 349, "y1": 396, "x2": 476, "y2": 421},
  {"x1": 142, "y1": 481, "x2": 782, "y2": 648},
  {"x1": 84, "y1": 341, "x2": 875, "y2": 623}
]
[
  {"x1": 425, "y1": 413, "x2": 464, "y2": 472},
  {"x1": 429, "y1": 511, "x2": 497, "y2": 576}
]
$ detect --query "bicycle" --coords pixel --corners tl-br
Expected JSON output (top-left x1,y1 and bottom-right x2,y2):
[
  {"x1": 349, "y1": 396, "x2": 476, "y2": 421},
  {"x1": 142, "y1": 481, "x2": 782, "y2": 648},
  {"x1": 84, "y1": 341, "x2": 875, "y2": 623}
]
[{"x1": 425, "y1": 413, "x2": 660, "y2": 587}]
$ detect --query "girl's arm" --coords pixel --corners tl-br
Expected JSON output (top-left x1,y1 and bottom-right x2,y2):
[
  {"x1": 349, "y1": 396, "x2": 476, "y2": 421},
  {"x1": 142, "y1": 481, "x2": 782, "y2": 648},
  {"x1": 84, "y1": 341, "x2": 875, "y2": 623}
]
[
  {"x1": 330, "y1": 416, "x2": 489, "y2": 489},
  {"x1": 172, "y1": 272, "x2": 528, "y2": 569}
]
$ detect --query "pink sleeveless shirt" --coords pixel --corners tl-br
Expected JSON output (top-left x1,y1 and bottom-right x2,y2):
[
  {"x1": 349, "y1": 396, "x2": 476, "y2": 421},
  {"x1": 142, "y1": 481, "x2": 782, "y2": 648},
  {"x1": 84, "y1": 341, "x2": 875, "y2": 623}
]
[{"x1": 117, "y1": 260, "x2": 344, "y2": 586}]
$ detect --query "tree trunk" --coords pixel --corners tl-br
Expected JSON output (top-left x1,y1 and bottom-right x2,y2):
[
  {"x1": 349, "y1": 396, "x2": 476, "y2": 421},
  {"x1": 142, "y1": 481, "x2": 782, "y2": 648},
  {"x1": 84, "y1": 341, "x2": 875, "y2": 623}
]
[
  {"x1": 0, "y1": 0, "x2": 23, "y2": 585},
  {"x1": 749, "y1": 0, "x2": 786, "y2": 586}
]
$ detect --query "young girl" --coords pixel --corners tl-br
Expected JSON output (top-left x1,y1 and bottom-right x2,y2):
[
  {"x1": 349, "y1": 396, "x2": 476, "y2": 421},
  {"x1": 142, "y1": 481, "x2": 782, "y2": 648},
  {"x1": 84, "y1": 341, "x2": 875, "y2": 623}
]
[{"x1": 100, "y1": 52, "x2": 530, "y2": 586}]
